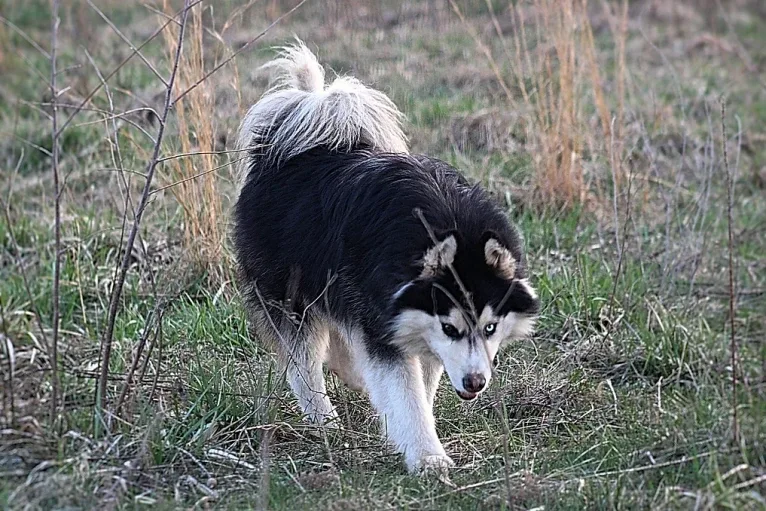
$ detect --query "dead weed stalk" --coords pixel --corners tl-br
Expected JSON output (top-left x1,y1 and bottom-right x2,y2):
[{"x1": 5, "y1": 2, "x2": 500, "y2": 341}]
[
  {"x1": 161, "y1": 2, "x2": 225, "y2": 279},
  {"x1": 97, "y1": 0, "x2": 191, "y2": 419},
  {"x1": 720, "y1": 96, "x2": 739, "y2": 445}
]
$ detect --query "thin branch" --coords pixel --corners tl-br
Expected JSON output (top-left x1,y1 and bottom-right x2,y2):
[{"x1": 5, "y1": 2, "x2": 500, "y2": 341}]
[
  {"x1": 150, "y1": 156, "x2": 247, "y2": 195},
  {"x1": 721, "y1": 96, "x2": 739, "y2": 445},
  {"x1": 96, "y1": 0, "x2": 192, "y2": 417},
  {"x1": 85, "y1": 0, "x2": 168, "y2": 87},
  {"x1": 0, "y1": 16, "x2": 50, "y2": 58},
  {"x1": 414, "y1": 208, "x2": 478, "y2": 323},
  {"x1": 0, "y1": 200, "x2": 50, "y2": 353},
  {"x1": 256, "y1": 429, "x2": 273, "y2": 511},
  {"x1": 115, "y1": 305, "x2": 165, "y2": 415},
  {"x1": 54, "y1": 0, "x2": 204, "y2": 140},
  {"x1": 157, "y1": 148, "x2": 251, "y2": 163},
  {"x1": 607, "y1": 117, "x2": 634, "y2": 317},
  {"x1": 148, "y1": 319, "x2": 164, "y2": 403},
  {"x1": 3, "y1": 132, "x2": 54, "y2": 157},
  {"x1": 49, "y1": 0, "x2": 62, "y2": 425},
  {"x1": 1, "y1": 319, "x2": 16, "y2": 427},
  {"x1": 83, "y1": 46, "x2": 164, "y2": 418},
  {"x1": 449, "y1": 0, "x2": 515, "y2": 104},
  {"x1": 171, "y1": 0, "x2": 310, "y2": 107},
  {"x1": 17, "y1": 101, "x2": 158, "y2": 144}
]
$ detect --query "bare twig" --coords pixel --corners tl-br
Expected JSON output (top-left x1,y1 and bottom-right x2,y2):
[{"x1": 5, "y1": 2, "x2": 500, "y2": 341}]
[
  {"x1": 115, "y1": 305, "x2": 165, "y2": 416},
  {"x1": 607, "y1": 119, "x2": 634, "y2": 317},
  {"x1": 49, "y1": 0, "x2": 62, "y2": 425},
  {"x1": 171, "y1": 0, "x2": 310, "y2": 107},
  {"x1": 251, "y1": 275, "x2": 340, "y2": 414},
  {"x1": 157, "y1": 148, "x2": 251, "y2": 163},
  {"x1": 96, "y1": 0, "x2": 192, "y2": 417},
  {"x1": 82, "y1": 39, "x2": 166, "y2": 415},
  {"x1": 413, "y1": 209, "x2": 498, "y2": 373},
  {"x1": 449, "y1": 0, "x2": 515, "y2": 104},
  {"x1": 1, "y1": 319, "x2": 16, "y2": 426},
  {"x1": 85, "y1": 0, "x2": 168, "y2": 87},
  {"x1": 0, "y1": 16, "x2": 50, "y2": 58},
  {"x1": 413, "y1": 208, "x2": 478, "y2": 323},
  {"x1": 721, "y1": 96, "x2": 739, "y2": 444},
  {"x1": 148, "y1": 319, "x2": 164, "y2": 404},
  {"x1": 54, "y1": 0, "x2": 203, "y2": 140},
  {"x1": 497, "y1": 403, "x2": 515, "y2": 508},
  {"x1": 150, "y1": 156, "x2": 247, "y2": 195}
]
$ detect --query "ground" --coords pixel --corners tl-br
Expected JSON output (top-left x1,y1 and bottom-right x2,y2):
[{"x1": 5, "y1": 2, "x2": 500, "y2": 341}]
[{"x1": 1, "y1": 0, "x2": 765, "y2": 509}]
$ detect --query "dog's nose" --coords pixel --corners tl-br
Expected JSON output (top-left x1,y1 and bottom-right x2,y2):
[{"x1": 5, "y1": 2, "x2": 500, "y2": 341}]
[{"x1": 462, "y1": 373, "x2": 486, "y2": 393}]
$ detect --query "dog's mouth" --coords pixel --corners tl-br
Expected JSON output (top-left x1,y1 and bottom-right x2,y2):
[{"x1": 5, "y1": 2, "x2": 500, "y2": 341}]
[{"x1": 455, "y1": 390, "x2": 478, "y2": 401}]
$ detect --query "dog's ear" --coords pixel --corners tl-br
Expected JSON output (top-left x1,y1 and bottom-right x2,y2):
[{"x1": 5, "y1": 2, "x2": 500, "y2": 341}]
[
  {"x1": 420, "y1": 234, "x2": 457, "y2": 278},
  {"x1": 484, "y1": 237, "x2": 516, "y2": 280}
]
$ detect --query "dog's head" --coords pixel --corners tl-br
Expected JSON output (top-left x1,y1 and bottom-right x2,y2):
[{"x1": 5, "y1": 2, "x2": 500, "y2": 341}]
[{"x1": 392, "y1": 230, "x2": 540, "y2": 400}]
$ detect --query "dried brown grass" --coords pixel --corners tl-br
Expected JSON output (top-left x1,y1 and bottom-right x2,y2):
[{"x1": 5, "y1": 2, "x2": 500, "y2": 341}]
[
  {"x1": 160, "y1": 2, "x2": 225, "y2": 279},
  {"x1": 455, "y1": 0, "x2": 629, "y2": 209}
]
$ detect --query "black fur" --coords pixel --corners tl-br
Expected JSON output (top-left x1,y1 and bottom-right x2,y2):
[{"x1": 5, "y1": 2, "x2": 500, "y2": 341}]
[{"x1": 233, "y1": 143, "x2": 539, "y2": 362}]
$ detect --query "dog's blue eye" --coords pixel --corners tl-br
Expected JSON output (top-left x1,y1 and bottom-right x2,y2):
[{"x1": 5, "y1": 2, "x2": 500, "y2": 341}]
[
  {"x1": 484, "y1": 323, "x2": 497, "y2": 336},
  {"x1": 441, "y1": 323, "x2": 461, "y2": 339}
]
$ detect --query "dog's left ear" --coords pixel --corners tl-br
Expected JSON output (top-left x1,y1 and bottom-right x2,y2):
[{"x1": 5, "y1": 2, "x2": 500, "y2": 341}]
[
  {"x1": 484, "y1": 236, "x2": 516, "y2": 280},
  {"x1": 420, "y1": 234, "x2": 457, "y2": 278}
]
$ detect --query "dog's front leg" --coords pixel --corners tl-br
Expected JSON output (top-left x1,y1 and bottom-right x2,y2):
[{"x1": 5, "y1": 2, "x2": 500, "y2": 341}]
[
  {"x1": 362, "y1": 354, "x2": 453, "y2": 473},
  {"x1": 421, "y1": 354, "x2": 444, "y2": 409}
]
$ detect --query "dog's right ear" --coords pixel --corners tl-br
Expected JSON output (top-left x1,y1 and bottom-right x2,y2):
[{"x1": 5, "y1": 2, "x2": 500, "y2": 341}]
[
  {"x1": 483, "y1": 236, "x2": 516, "y2": 280},
  {"x1": 420, "y1": 234, "x2": 457, "y2": 278}
]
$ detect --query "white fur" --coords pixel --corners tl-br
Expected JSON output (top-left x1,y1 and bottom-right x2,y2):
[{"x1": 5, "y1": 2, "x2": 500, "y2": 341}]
[
  {"x1": 421, "y1": 354, "x2": 444, "y2": 408},
  {"x1": 518, "y1": 278, "x2": 538, "y2": 300},
  {"x1": 236, "y1": 40, "x2": 408, "y2": 188},
  {"x1": 393, "y1": 307, "x2": 491, "y2": 396},
  {"x1": 295, "y1": 323, "x2": 451, "y2": 472},
  {"x1": 391, "y1": 302, "x2": 536, "y2": 399},
  {"x1": 352, "y1": 340, "x2": 454, "y2": 472}
]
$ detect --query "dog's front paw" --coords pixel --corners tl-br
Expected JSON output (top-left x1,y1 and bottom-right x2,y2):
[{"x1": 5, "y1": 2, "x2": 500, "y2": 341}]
[{"x1": 409, "y1": 454, "x2": 455, "y2": 474}]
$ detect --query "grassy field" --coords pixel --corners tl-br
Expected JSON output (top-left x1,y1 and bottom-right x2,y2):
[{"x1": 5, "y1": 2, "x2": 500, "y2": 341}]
[{"x1": 1, "y1": 0, "x2": 765, "y2": 509}]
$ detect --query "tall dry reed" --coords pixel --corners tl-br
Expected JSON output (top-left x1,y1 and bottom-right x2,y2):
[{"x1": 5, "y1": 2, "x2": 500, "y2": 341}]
[{"x1": 161, "y1": 2, "x2": 225, "y2": 277}]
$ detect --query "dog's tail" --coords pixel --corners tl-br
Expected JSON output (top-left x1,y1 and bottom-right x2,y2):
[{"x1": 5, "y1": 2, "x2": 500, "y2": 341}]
[{"x1": 236, "y1": 40, "x2": 408, "y2": 187}]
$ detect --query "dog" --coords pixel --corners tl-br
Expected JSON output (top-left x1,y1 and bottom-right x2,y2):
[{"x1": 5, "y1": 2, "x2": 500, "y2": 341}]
[{"x1": 232, "y1": 42, "x2": 540, "y2": 473}]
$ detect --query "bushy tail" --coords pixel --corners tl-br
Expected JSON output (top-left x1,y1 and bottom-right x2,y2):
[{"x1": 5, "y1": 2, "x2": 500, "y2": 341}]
[{"x1": 236, "y1": 40, "x2": 409, "y2": 187}]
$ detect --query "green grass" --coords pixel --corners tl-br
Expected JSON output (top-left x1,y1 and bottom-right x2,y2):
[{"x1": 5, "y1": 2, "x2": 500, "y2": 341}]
[{"x1": 2, "y1": 0, "x2": 766, "y2": 509}]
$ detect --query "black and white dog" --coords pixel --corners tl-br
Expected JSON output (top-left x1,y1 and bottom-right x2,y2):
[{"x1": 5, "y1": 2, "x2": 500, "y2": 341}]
[{"x1": 233, "y1": 42, "x2": 540, "y2": 473}]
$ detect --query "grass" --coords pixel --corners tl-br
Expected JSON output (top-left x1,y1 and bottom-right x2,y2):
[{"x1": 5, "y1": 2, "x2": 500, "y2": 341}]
[{"x1": 1, "y1": 0, "x2": 766, "y2": 509}]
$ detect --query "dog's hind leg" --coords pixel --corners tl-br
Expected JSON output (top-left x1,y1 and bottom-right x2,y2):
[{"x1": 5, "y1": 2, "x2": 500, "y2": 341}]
[
  {"x1": 254, "y1": 305, "x2": 338, "y2": 425},
  {"x1": 354, "y1": 341, "x2": 453, "y2": 473},
  {"x1": 327, "y1": 327, "x2": 366, "y2": 392},
  {"x1": 283, "y1": 318, "x2": 338, "y2": 425}
]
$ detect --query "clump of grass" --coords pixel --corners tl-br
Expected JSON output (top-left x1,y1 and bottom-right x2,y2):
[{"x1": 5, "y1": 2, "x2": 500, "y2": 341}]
[{"x1": 160, "y1": 2, "x2": 225, "y2": 280}]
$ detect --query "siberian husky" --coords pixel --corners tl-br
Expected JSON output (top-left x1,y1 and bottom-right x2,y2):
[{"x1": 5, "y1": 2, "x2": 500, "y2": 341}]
[{"x1": 233, "y1": 42, "x2": 540, "y2": 473}]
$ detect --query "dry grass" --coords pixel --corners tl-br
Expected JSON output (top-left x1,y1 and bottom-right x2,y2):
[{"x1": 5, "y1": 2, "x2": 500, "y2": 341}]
[
  {"x1": 454, "y1": 0, "x2": 629, "y2": 209},
  {"x1": 160, "y1": 1, "x2": 226, "y2": 280}
]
